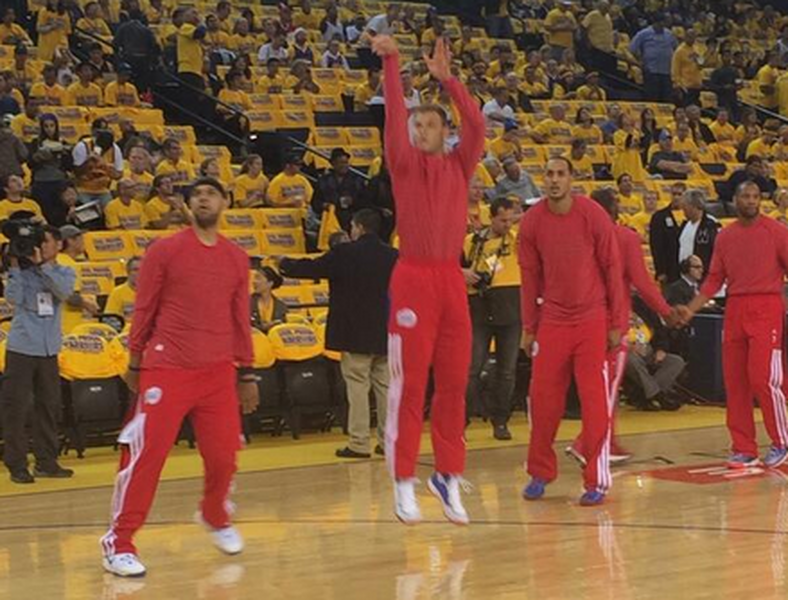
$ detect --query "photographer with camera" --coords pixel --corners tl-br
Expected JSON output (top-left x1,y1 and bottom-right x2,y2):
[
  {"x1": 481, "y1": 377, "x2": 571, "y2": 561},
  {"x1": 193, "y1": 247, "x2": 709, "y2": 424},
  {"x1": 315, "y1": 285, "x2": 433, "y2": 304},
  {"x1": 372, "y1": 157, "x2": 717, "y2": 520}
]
[
  {"x1": 72, "y1": 118, "x2": 123, "y2": 208},
  {"x1": 463, "y1": 197, "x2": 521, "y2": 441},
  {"x1": 1, "y1": 220, "x2": 76, "y2": 484}
]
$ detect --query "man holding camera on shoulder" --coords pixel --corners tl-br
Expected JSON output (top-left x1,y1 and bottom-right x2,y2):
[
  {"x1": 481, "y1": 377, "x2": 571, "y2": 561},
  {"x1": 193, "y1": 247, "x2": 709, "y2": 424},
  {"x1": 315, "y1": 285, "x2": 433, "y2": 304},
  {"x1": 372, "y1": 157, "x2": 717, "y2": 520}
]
[
  {"x1": 1, "y1": 222, "x2": 76, "y2": 483},
  {"x1": 463, "y1": 197, "x2": 522, "y2": 441}
]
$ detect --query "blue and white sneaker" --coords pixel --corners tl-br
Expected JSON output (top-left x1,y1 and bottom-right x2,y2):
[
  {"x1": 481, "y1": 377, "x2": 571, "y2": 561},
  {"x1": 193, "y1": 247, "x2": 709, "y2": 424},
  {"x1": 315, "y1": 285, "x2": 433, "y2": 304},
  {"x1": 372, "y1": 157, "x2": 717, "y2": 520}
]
[
  {"x1": 522, "y1": 477, "x2": 547, "y2": 501},
  {"x1": 764, "y1": 446, "x2": 788, "y2": 469},
  {"x1": 428, "y1": 473, "x2": 470, "y2": 525},
  {"x1": 726, "y1": 453, "x2": 761, "y2": 470},
  {"x1": 579, "y1": 490, "x2": 606, "y2": 506}
]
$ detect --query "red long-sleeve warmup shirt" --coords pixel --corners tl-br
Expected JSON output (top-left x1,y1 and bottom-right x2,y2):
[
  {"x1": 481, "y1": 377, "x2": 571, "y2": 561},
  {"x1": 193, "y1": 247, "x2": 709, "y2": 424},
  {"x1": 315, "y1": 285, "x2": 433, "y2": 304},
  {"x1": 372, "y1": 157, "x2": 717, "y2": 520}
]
[
  {"x1": 616, "y1": 224, "x2": 672, "y2": 330},
  {"x1": 130, "y1": 227, "x2": 254, "y2": 370},
  {"x1": 700, "y1": 216, "x2": 788, "y2": 298},
  {"x1": 382, "y1": 53, "x2": 485, "y2": 261},
  {"x1": 518, "y1": 195, "x2": 625, "y2": 333}
]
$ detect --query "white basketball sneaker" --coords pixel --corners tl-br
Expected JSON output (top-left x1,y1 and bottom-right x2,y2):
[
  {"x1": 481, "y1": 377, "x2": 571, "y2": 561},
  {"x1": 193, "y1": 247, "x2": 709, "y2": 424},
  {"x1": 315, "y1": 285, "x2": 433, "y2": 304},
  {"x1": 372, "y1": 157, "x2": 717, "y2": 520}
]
[
  {"x1": 195, "y1": 511, "x2": 245, "y2": 555},
  {"x1": 102, "y1": 553, "x2": 147, "y2": 578},
  {"x1": 394, "y1": 479, "x2": 422, "y2": 525},
  {"x1": 428, "y1": 473, "x2": 470, "y2": 525}
]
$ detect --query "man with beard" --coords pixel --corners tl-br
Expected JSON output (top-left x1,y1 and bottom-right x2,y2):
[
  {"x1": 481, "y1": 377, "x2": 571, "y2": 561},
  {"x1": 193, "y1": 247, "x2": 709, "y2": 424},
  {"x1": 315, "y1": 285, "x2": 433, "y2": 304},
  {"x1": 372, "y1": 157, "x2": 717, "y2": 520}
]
[{"x1": 100, "y1": 177, "x2": 258, "y2": 578}]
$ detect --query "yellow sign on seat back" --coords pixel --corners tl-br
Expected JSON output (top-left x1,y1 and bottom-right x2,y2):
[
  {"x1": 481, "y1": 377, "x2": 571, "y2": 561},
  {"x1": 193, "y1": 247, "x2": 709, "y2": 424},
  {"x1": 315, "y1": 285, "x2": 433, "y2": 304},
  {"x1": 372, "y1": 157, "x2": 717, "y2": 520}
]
[
  {"x1": 69, "y1": 322, "x2": 119, "y2": 341},
  {"x1": 260, "y1": 228, "x2": 306, "y2": 254},
  {"x1": 258, "y1": 209, "x2": 303, "y2": 230},
  {"x1": 221, "y1": 209, "x2": 262, "y2": 230},
  {"x1": 127, "y1": 230, "x2": 174, "y2": 256},
  {"x1": 59, "y1": 334, "x2": 123, "y2": 381},
  {"x1": 84, "y1": 231, "x2": 133, "y2": 261},
  {"x1": 268, "y1": 323, "x2": 323, "y2": 361},
  {"x1": 222, "y1": 230, "x2": 263, "y2": 256}
]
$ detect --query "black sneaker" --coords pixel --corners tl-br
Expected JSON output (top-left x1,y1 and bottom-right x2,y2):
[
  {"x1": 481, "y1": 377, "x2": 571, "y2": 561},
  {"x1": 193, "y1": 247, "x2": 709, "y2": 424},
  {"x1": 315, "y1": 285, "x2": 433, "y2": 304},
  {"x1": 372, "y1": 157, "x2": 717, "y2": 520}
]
[
  {"x1": 335, "y1": 447, "x2": 371, "y2": 459},
  {"x1": 374, "y1": 444, "x2": 385, "y2": 456},
  {"x1": 493, "y1": 424, "x2": 512, "y2": 441},
  {"x1": 34, "y1": 464, "x2": 74, "y2": 478},
  {"x1": 10, "y1": 469, "x2": 34, "y2": 484}
]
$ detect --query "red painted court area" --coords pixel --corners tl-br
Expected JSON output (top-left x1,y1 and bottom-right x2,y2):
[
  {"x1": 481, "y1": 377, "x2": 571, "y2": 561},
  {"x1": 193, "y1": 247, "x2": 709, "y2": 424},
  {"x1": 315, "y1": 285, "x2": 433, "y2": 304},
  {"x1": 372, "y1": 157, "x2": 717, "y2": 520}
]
[{"x1": 637, "y1": 463, "x2": 788, "y2": 485}]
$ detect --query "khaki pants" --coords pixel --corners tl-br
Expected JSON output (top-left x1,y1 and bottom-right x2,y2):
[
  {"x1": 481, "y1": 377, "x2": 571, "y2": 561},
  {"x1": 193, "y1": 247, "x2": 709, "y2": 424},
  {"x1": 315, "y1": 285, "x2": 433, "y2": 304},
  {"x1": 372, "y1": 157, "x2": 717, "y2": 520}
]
[{"x1": 340, "y1": 353, "x2": 388, "y2": 453}]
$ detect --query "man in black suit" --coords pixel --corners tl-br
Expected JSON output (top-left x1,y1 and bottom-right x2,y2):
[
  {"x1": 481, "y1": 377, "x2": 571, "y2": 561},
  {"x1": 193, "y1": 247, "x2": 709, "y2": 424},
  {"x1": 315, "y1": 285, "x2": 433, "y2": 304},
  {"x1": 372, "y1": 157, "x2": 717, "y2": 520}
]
[
  {"x1": 649, "y1": 181, "x2": 686, "y2": 286},
  {"x1": 663, "y1": 255, "x2": 703, "y2": 360},
  {"x1": 279, "y1": 209, "x2": 398, "y2": 459},
  {"x1": 677, "y1": 188, "x2": 719, "y2": 277}
]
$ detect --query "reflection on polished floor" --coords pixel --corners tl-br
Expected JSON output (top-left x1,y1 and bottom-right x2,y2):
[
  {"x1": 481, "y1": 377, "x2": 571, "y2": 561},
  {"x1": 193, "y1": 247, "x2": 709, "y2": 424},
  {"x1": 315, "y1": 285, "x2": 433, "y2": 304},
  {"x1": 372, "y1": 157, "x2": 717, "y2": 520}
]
[{"x1": 2, "y1": 423, "x2": 788, "y2": 600}]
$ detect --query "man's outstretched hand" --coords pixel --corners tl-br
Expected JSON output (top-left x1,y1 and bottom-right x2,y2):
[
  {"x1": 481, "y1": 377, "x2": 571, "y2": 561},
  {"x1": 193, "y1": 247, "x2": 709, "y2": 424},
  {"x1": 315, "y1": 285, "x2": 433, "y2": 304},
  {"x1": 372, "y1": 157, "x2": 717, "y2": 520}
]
[
  {"x1": 423, "y1": 38, "x2": 453, "y2": 82},
  {"x1": 371, "y1": 34, "x2": 398, "y2": 57}
]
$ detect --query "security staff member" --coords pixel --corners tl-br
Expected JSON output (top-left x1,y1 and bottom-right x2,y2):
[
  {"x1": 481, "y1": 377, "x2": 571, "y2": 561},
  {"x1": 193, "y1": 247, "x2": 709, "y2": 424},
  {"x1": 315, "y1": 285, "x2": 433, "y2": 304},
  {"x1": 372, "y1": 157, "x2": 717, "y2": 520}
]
[{"x1": 463, "y1": 197, "x2": 521, "y2": 440}]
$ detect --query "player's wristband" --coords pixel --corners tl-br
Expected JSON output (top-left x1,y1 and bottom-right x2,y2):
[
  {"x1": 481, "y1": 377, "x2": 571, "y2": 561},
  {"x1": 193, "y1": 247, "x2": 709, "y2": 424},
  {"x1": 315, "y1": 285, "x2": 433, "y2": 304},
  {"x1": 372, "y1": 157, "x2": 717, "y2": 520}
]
[
  {"x1": 237, "y1": 366, "x2": 254, "y2": 377},
  {"x1": 128, "y1": 366, "x2": 140, "y2": 372}
]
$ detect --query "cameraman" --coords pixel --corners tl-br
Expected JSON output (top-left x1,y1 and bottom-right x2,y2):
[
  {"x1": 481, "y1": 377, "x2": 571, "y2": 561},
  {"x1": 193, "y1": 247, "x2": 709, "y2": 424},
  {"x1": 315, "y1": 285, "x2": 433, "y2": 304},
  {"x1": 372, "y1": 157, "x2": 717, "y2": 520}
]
[
  {"x1": 463, "y1": 197, "x2": 521, "y2": 441},
  {"x1": 2, "y1": 225, "x2": 76, "y2": 484}
]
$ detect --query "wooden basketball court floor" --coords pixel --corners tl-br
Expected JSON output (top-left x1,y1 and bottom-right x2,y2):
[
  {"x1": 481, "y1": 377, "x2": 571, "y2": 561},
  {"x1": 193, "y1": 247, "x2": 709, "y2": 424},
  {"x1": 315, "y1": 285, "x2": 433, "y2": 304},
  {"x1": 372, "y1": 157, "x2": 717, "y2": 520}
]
[{"x1": 2, "y1": 407, "x2": 788, "y2": 600}]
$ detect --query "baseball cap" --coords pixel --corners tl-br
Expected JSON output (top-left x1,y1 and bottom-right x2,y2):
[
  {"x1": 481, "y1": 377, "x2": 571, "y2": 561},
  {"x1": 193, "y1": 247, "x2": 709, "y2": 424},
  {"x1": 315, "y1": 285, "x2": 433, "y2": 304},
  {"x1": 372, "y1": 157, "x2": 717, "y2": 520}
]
[
  {"x1": 60, "y1": 225, "x2": 83, "y2": 240},
  {"x1": 659, "y1": 130, "x2": 672, "y2": 142}
]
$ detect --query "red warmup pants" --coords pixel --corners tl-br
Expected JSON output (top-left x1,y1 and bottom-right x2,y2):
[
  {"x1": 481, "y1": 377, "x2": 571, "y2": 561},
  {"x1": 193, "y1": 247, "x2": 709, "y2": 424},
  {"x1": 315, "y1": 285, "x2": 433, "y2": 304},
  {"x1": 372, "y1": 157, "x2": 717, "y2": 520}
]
[
  {"x1": 386, "y1": 260, "x2": 471, "y2": 480},
  {"x1": 100, "y1": 364, "x2": 242, "y2": 557},
  {"x1": 723, "y1": 295, "x2": 788, "y2": 456},
  {"x1": 573, "y1": 342, "x2": 628, "y2": 455},
  {"x1": 527, "y1": 319, "x2": 612, "y2": 493}
]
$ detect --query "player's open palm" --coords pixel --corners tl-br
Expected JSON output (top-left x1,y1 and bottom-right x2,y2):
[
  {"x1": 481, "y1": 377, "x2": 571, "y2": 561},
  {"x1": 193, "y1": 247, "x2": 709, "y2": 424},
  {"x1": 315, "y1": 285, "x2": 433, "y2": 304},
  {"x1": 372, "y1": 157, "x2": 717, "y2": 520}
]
[
  {"x1": 423, "y1": 38, "x2": 452, "y2": 82},
  {"x1": 371, "y1": 35, "x2": 398, "y2": 57},
  {"x1": 238, "y1": 381, "x2": 259, "y2": 414}
]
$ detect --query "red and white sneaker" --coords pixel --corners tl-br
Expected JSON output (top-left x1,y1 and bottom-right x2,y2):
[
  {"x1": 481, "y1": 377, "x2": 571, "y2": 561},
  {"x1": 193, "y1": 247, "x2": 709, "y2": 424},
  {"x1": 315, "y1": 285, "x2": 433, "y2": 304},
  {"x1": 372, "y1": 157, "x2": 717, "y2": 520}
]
[{"x1": 609, "y1": 442, "x2": 632, "y2": 465}]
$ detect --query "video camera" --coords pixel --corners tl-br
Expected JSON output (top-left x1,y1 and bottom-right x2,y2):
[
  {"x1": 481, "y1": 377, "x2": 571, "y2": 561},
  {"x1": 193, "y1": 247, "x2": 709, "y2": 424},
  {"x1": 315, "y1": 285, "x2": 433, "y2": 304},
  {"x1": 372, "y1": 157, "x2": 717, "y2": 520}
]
[{"x1": 1, "y1": 213, "x2": 47, "y2": 269}]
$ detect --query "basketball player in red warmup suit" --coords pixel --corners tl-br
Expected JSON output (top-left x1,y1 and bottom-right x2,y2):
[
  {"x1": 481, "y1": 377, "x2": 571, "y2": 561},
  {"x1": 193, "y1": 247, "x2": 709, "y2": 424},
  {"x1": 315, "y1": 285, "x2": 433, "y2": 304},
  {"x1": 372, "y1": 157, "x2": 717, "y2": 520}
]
[
  {"x1": 682, "y1": 180, "x2": 788, "y2": 470},
  {"x1": 567, "y1": 188, "x2": 678, "y2": 466},
  {"x1": 519, "y1": 157, "x2": 625, "y2": 506},
  {"x1": 100, "y1": 178, "x2": 259, "y2": 577},
  {"x1": 370, "y1": 36, "x2": 485, "y2": 525}
]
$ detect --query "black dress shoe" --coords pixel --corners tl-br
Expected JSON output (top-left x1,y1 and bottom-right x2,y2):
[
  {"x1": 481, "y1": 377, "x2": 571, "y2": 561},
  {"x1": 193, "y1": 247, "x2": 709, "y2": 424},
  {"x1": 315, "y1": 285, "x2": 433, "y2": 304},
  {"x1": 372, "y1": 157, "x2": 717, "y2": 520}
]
[
  {"x1": 34, "y1": 464, "x2": 74, "y2": 478},
  {"x1": 374, "y1": 444, "x2": 385, "y2": 456},
  {"x1": 10, "y1": 469, "x2": 34, "y2": 484},
  {"x1": 335, "y1": 447, "x2": 371, "y2": 459},
  {"x1": 493, "y1": 424, "x2": 512, "y2": 441}
]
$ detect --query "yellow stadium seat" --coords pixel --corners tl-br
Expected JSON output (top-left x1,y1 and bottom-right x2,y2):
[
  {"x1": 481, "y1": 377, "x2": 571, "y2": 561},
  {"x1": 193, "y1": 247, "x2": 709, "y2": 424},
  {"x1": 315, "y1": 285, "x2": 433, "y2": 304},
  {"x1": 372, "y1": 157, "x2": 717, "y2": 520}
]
[
  {"x1": 520, "y1": 145, "x2": 546, "y2": 164},
  {"x1": 280, "y1": 95, "x2": 312, "y2": 111},
  {"x1": 585, "y1": 145, "x2": 609, "y2": 164},
  {"x1": 302, "y1": 284, "x2": 329, "y2": 306},
  {"x1": 222, "y1": 230, "x2": 264, "y2": 255},
  {"x1": 120, "y1": 108, "x2": 165, "y2": 126},
  {"x1": 79, "y1": 275, "x2": 115, "y2": 298},
  {"x1": 311, "y1": 69, "x2": 343, "y2": 95},
  {"x1": 247, "y1": 110, "x2": 281, "y2": 131},
  {"x1": 0, "y1": 298, "x2": 14, "y2": 321},
  {"x1": 260, "y1": 228, "x2": 306, "y2": 254},
  {"x1": 158, "y1": 125, "x2": 197, "y2": 145},
  {"x1": 545, "y1": 145, "x2": 571, "y2": 159},
  {"x1": 346, "y1": 127, "x2": 381, "y2": 148},
  {"x1": 47, "y1": 106, "x2": 90, "y2": 123},
  {"x1": 342, "y1": 70, "x2": 367, "y2": 87},
  {"x1": 58, "y1": 334, "x2": 122, "y2": 381},
  {"x1": 273, "y1": 285, "x2": 306, "y2": 307},
  {"x1": 311, "y1": 94, "x2": 345, "y2": 113},
  {"x1": 312, "y1": 127, "x2": 350, "y2": 147},
  {"x1": 127, "y1": 230, "x2": 174, "y2": 256},
  {"x1": 220, "y1": 209, "x2": 263, "y2": 230},
  {"x1": 280, "y1": 110, "x2": 315, "y2": 129},
  {"x1": 69, "y1": 322, "x2": 119, "y2": 341},
  {"x1": 258, "y1": 208, "x2": 304, "y2": 229},
  {"x1": 348, "y1": 146, "x2": 379, "y2": 167},
  {"x1": 306, "y1": 149, "x2": 333, "y2": 170},
  {"x1": 249, "y1": 94, "x2": 282, "y2": 110},
  {"x1": 251, "y1": 328, "x2": 276, "y2": 369},
  {"x1": 84, "y1": 231, "x2": 133, "y2": 261}
]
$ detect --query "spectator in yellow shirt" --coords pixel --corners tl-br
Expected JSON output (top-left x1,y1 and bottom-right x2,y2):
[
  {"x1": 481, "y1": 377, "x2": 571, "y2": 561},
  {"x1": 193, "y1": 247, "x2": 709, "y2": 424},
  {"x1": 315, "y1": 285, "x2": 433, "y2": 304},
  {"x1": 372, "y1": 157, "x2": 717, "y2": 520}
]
[
  {"x1": 216, "y1": 0, "x2": 233, "y2": 34},
  {"x1": 569, "y1": 138, "x2": 595, "y2": 181},
  {"x1": 105, "y1": 257, "x2": 140, "y2": 322},
  {"x1": 746, "y1": 120, "x2": 780, "y2": 160},
  {"x1": 467, "y1": 176, "x2": 491, "y2": 234},
  {"x1": 76, "y1": 1, "x2": 112, "y2": 44},
  {"x1": 205, "y1": 14, "x2": 231, "y2": 51},
  {"x1": 104, "y1": 179, "x2": 148, "y2": 230},
  {"x1": 36, "y1": 2, "x2": 71, "y2": 63},
  {"x1": 66, "y1": 63, "x2": 104, "y2": 107},
  {"x1": 228, "y1": 18, "x2": 258, "y2": 58},
  {"x1": 145, "y1": 174, "x2": 192, "y2": 229},
  {"x1": 519, "y1": 65, "x2": 549, "y2": 98},
  {"x1": 155, "y1": 138, "x2": 196, "y2": 188},
  {"x1": 571, "y1": 106, "x2": 603, "y2": 144},
  {"x1": 234, "y1": 154, "x2": 270, "y2": 208},
  {"x1": 709, "y1": 107, "x2": 736, "y2": 145},
  {"x1": 673, "y1": 121, "x2": 701, "y2": 162},
  {"x1": 0, "y1": 8, "x2": 32, "y2": 46},
  {"x1": 217, "y1": 70, "x2": 252, "y2": 138},
  {"x1": 57, "y1": 225, "x2": 100, "y2": 333},
  {"x1": 488, "y1": 121, "x2": 522, "y2": 162},
  {"x1": 544, "y1": 0, "x2": 577, "y2": 60},
  {"x1": 671, "y1": 29, "x2": 703, "y2": 106},
  {"x1": 0, "y1": 175, "x2": 45, "y2": 221},
  {"x1": 575, "y1": 72, "x2": 607, "y2": 101},
  {"x1": 29, "y1": 64, "x2": 67, "y2": 106},
  {"x1": 757, "y1": 50, "x2": 782, "y2": 111},
  {"x1": 124, "y1": 145, "x2": 155, "y2": 203},
  {"x1": 353, "y1": 67, "x2": 381, "y2": 110},
  {"x1": 199, "y1": 158, "x2": 231, "y2": 192},
  {"x1": 267, "y1": 154, "x2": 313, "y2": 208},
  {"x1": 532, "y1": 104, "x2": 573, "y2": 144},
  {"x1": 104, "y1": 66, "x2": 141, "y2": 107},
  {"x1": 256, "y1": 58, "x2": 292, "y2": 94},
  {"x1": 177, "y1": 8, "x2": 206, "y2": 79},
  {"x1": 625, "y1": 190, "x2": 660, "y2": 240},
  {"x1": 616, "y1": 173, "x2": 644, "y2": 217}
]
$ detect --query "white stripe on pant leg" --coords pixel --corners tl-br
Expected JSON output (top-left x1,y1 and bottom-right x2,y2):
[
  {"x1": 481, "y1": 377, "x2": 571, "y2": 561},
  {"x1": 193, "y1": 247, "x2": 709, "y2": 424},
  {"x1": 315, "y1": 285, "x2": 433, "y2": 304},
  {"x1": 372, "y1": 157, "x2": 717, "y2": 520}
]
[
  {"x1": 100, "y1": 413, "x2": 147, "y2": 558},
  {"x1": 770, "y1": 350, "x2": 788, "y2": 446},
  {"x1": 385, "y1": 334, "x2": 403, "y2": 480},
  {"x1": 597, "y1": 361, "x2": 612, "y2": 493}
]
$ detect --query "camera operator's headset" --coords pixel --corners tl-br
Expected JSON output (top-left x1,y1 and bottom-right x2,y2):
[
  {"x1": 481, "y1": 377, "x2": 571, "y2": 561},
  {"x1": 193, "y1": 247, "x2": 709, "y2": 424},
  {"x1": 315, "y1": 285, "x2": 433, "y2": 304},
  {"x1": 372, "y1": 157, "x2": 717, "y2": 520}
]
[{"x1": 465, "y1": 227, "x2": 512, "y2": 285}]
